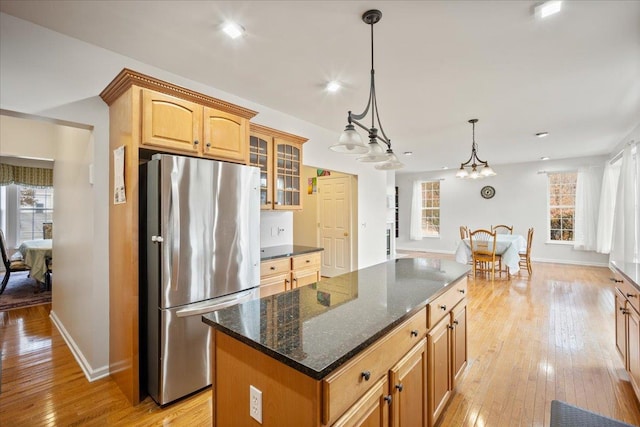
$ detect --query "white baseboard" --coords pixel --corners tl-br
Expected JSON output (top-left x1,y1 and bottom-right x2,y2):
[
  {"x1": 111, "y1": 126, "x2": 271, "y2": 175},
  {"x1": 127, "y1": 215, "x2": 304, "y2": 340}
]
[
  {"x1": 49, "y1": 310, "x2": 109, "y2": 382},
  {"x1": 531, "y1": 257, "x2": 609, "y2": 267},
  {"x1": 396, "y1": 247, "x2": 455, "y2": 255}
]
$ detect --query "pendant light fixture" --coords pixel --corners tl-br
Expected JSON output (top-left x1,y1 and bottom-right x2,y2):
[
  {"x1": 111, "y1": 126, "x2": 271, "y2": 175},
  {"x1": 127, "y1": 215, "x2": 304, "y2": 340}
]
[
  {"x1": 456, "y1": 119, "x2": 496, "y2": 179},
  {"x1": 329, "y1": 9, "x2": 404, "y2": 171}
]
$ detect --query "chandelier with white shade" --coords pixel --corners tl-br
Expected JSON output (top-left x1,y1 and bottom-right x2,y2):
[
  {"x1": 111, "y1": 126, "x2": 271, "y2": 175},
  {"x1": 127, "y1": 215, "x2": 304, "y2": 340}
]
[
  {"x1": 330, "y1": 9, "x2": 404, "y2": 171},
  {"x1": 456, "y1": 119, "x2": 496, "y2": 179}
]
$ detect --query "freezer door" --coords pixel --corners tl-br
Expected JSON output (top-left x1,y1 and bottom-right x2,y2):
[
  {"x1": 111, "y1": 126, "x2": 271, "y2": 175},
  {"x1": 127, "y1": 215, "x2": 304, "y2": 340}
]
[
  {"x1": 149, "y1": 288, "x2": 259, "y2": 405},
  {"x1": 156, "y1": 154, "x2": 260, "y2": 309}
]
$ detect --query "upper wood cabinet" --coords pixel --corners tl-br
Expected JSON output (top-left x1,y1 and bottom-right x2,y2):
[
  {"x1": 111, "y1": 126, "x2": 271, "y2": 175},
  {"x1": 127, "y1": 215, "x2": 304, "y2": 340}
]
[
  {"x1": 249, "y1": 123, "x2": 307, "y2": 210},
  {"x1": 202, "y1": 107, "x2": 249, "y2": 162}
]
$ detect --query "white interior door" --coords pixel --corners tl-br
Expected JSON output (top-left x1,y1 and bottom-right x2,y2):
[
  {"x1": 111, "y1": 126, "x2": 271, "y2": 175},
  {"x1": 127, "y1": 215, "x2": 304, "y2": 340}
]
[{"x1": 318, "y1": 176, "x2": 352, "y2": 277}]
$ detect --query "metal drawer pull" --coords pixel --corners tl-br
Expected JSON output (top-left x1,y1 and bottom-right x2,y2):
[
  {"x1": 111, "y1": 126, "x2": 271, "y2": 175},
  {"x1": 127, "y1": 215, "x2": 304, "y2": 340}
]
[
  {"x1": 458, "y1": 289, "x2": 465, "y2": 294},
  {"x1": 610, "y1": 277, "x2": 623, "y2": 283},
  {"x1": 395, "y1": 383, "x2": 403, "y2": 392},
  {"x1": 448, "y1": 325, "x2": 454, "y2": 330},
  {"x1": 453, "y1": 320, "x2": 459, "y2": 325},
  {"x1": 627, "y1": 293, "x2": 637, "y2": 298},
  {"x1": 270, "y1": 266, "x2": 276, "y2": 270},
  {"x1": 384, "y1": 395, "x2": 392, "y2": 404},
  {"x1": 410, "y1": 330, "x2": 419, "y2": 337},
  {"x1": 440, "y1": 305, "x2": 447, "y2": 311},
  {"x1": 361, "y1": 371, "x2": 371, "y2": 381}
]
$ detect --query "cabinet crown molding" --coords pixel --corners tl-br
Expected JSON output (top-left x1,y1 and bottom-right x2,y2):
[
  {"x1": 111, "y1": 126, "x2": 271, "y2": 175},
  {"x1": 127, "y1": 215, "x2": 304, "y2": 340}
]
[
  {"x1": 250, "y1": 123, "x2": 308, "y2": 144},
  {"x1": 99, "y1": 68, "x2": 258, "y2": 119}
]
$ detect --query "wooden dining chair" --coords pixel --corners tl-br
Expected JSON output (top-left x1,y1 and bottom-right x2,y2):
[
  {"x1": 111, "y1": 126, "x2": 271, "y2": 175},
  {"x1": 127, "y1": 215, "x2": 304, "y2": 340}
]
[
  {"x1": 518, "y1": 227, "x2": 534, "y2": 275},
  {"x1": 469, "y1": 229, "x2": 499, "y2": 281},
  {"x1": 491, "y1": 224, "x2": 513, "y2": 235},
  {"x1": 459, "y1": 225, "x2": 469, "y2": 240},
  {"x1": 0, "y1": 229, "x2": 31, "y2": 294}
]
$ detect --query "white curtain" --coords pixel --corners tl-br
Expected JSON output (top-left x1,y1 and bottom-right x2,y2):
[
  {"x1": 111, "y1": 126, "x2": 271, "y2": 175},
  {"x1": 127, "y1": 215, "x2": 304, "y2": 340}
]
[
  {"x1": 596, "y1": 161, "x2": 621, "y2": 253},
  {"x1": 574, "y1": 166, "x2": 602, "y2": 251},
  {"x1": 410, "y1": 181, "x2": 423, "y2": 240},
  {"x1": 611, "y1": 144, "x2": 639, "y2": 263}
]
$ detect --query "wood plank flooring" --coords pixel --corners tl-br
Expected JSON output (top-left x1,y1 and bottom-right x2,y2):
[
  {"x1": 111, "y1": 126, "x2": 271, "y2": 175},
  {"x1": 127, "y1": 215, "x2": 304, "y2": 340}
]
[{"x1": 1, "y1": 259, "x2": 639, "y2": 426}]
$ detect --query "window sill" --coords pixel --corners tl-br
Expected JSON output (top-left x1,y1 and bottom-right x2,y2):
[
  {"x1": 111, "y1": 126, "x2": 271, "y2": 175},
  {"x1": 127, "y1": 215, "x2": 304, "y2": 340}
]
[
  {"x1": 545, "y1": 240, "x2": 574, "y2": 246},
  {"x1": 421, "y1": 235, "x2": 440, "y2": 239}
]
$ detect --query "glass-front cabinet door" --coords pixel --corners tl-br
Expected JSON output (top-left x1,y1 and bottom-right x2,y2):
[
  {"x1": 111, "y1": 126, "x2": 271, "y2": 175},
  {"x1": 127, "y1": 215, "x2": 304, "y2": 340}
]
[
  {"x1": 249, "y1": 132, "x2": 272, "y2": 209},
  {"x1": 274, "y1": 138, "x2": 302, "y2": 210}
]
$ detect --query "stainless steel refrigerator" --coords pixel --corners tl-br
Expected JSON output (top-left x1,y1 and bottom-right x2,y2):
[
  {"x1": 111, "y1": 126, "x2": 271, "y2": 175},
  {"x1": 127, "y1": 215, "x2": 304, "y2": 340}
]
[{"x1": 140, "y1": 153, "x2": 260, "y2": 405}]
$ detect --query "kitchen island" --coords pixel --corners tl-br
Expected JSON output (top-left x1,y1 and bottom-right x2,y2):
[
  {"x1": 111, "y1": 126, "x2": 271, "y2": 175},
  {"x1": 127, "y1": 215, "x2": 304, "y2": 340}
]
[{"x1": 203, "y1": 257, "x2": 470, "y2": 426}]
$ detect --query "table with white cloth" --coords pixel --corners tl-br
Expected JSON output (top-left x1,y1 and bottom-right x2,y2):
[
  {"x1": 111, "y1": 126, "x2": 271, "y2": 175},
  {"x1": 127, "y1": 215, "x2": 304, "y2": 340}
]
[
  {"x1": 18, "y1": 239, "x2": 52, "y2": 283},
  {"x1": 455, "y1": 234, "x2": 527, "y2": 275}
]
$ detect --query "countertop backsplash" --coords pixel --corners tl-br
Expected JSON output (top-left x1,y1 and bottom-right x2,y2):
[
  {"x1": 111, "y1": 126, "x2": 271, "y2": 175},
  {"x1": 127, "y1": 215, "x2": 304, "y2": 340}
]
[{"x1": 260, "y1": 210, "x2": 293, "y2": 247}]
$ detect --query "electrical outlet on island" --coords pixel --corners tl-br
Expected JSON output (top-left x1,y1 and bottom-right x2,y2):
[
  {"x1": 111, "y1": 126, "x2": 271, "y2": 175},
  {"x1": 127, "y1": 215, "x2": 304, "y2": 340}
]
[{"x1": 249, "y1": 385, "x2": 262, "y2": 423}]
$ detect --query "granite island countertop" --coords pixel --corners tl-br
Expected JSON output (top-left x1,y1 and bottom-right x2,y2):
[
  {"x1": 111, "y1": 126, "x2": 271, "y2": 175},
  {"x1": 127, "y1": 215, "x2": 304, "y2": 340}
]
[
  {"x1": 260, "y1": 244, "x2": 324, "y2": 261},
  {"x1": 610, "y1": 260, "x2": 640, "y2": 291},
  {"x1": 203, "y1": 257, "x2": 470, "y2": 380}
]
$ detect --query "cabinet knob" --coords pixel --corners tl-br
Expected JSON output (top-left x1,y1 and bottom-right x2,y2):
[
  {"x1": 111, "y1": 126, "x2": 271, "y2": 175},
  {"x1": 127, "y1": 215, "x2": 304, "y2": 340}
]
[
  {"x1": 361, "y1": 371, "x2": 371, "y2": 381},
  {"x1": 627, "y1": 293, "x2": 637, "y2": 298},
  {"x1": 206, "y1": 142, "x2": 211, "y2": 148},
  {"x1": 395, "y1": 383, "x2": 403, "y2": 392},
  {"x1": 619, "y1": 307, "x2": 626, "y2": 312},
  {"x1": 458, "y1": 289, "x2": 465, "y2": 294},
  {"x1": 193, "y1": 140, "x2": 199, "y2": 145},
  {"x1": 410, "y1": 330, "x2": 419, "y2": 337},
  {"x1": 453, "y1": 320, "x2": 459, "y2": 325},
  {"x1": 306, "y1": 260, "x2": 310, "y2": 263},
  {"x1": 285, "y1": 279, "x2": 290, "y2": 284},
  {"x1": 384, "y1": 395, "x2": 392, "y2": 404},
  {"x1": 440, "y1": 305, "x2": 447, "y2": 311},
  {"x1": 448, "y1": 325, "x2": 455, "y2": 330},
  {"x1": 270, "y1": 266, "x2": 276, "y2": 270},
  {"x1": 610, "y1": 277, "x2": 623, "y2": 283}
]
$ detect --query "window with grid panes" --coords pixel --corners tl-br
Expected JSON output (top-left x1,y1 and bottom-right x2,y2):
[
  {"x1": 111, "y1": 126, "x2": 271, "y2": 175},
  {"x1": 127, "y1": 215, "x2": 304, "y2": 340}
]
[
  {"x1": 548, "y1": 172, "x2": 577, "y2": 242},
  {"x1": 420, "y1": 181, "x2": 440, "y2": 237}
]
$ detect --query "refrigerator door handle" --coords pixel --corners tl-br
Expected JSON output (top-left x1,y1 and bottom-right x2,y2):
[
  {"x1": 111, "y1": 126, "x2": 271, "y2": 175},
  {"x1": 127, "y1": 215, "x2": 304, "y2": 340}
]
[{"x1": 175, "y1": 289, "x2": 256, "y2": 318}]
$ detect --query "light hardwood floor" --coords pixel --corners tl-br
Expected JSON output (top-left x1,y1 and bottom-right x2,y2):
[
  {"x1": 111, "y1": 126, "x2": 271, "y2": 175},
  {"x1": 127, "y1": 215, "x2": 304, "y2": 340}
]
[{"x1": 1, "y1": 258, "x2": 639, "y2": 426}]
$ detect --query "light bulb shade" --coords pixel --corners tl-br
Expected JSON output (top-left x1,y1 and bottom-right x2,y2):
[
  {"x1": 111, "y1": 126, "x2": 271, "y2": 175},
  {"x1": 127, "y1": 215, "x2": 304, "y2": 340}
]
[
  {"x1": 469, "y1": 169, "x2": 481, "y2": 179},
  {"x1": 456, "y1": 167, "x2": 469, "y2": 178},
  {"x1": 330, "y1": 124, "x2": 368, "y2": 154},
  {"x1": 374, "y1": 152, "x2": 404, "y2": 170},
  {"x1": 480, "y1": 165, "x2": 496, "y2": 176},
  {"x1": 357, "y1": 141, "x2": 389, "y2": 162}
]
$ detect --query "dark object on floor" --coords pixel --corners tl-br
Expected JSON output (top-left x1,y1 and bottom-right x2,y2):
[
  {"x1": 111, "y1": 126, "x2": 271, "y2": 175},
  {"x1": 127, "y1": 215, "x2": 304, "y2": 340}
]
[
  {"x1": 0, "y1": 229, "x2": 31, "y2": 294},
  {"x1": 45, "y1": 256, "x2": 53, "y2": 291},
  {"x1": 0, "y1": 271, "x2": 51, "y2": 311},
  {"x1": 550, "y1": 400, "x2": 635, "y2": 427}
]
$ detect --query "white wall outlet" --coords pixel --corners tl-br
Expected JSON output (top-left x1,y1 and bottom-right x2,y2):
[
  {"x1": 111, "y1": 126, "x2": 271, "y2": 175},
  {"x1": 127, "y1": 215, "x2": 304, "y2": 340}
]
[{"x1": 249, "y1": 385, "x2": 262, "y2": 423}]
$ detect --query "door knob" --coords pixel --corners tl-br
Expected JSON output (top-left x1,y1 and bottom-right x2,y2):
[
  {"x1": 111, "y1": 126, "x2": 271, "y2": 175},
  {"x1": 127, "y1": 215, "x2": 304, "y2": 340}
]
[{"x1": 344, "y1": 232, "x2": 349, "y2": 236}]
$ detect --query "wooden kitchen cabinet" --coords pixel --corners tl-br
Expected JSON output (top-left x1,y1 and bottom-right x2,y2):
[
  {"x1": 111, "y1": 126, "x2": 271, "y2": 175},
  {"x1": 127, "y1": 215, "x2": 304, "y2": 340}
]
[
  {"x1": 100, "y1": 68, "x2": 257, "y2": 404},
  {"x1": 250, "y1": 123, "x2": 307, "y2": 210},
  {"x1": 141, "y1": 88, "x2": 250, "y2": 163},
  {"x1": 428, "y1": 315, "x2": 451, "y2": 425},
  {"x1": 259, "y1": 251, "x2": 321, "y2": 298},
  {"x1": 333, "y1": 377, "x2": 390, "y2": 427},
  {"x1": 451, "y1": 304, "x2": 468, "y2": 383},
  {"x1": 389, "y1": 341, "x2": 427, "y2": 427},
  {"x1": 611, "y1": 267, "x2": 640, "y2": 401}
]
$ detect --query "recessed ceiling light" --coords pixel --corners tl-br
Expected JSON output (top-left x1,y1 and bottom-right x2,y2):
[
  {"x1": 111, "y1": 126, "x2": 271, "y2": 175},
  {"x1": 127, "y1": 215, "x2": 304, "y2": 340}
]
[
  {"x1": 403, "y1": 151, "x2": 413, "y2": 156},
  {"x1": 540, "y1": 156, "x2": 550, "y2": 160},
  {"x1": 535, "y1": 1, "x2": 562, "y2": 19},
  {"x1": 222, "y1": 22, "x2": 245, "y2": 39},
  {"x1": 326, "y1": 81, "x2": 341, "y2": 92},
  {"x1": 535, "y1": 132, "x2": 549, "y2": 138}
]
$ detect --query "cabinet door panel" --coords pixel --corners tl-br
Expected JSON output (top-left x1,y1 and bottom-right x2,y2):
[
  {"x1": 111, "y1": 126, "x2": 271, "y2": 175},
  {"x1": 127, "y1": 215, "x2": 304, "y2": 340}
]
[
  {"x1": 428, "y1": 316, "x2": 451, "y2": 425},
  {"x1": 333, "y1": 377, "x2": 389, "y2": 427},
  {"x1": 141, "y1": 90, "x2": 201, "y2": 153},
  {"x1": 628, "y1": 308, "x2": 640, "y2": 397},
  {"x1": 616, "y1": 290, "x2": 628, "y2": 365},
  {"x1": 389, "y1": 340, "x2": 427, "y2": 427},
  {"x1": 452, "y1": 303, "x2": 468, "y2": 383},
  {"x1": 249, "y1": 133, "x2": 273, "y2": 209},
  {"x1": 259, "y1": 273, "x2": 290, "y2": 298},
  {"x1": 273, "y1": 139, "x2": 302, "y2": 210},
  {"x1": 202, "y1": 107, "x2": 248, "y2": 163}
]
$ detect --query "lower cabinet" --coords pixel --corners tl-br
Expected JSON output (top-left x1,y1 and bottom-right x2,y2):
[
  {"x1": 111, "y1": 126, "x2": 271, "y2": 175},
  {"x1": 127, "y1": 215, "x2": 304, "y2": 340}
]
[
  {"x1": 428, "y1": 301, "x2": 467, "y2": 426},
  {"x1": 260, "y1": 251, "x2": 322, "y2": 297},
  {"x1": 389, "y1": 341, "x2": 428, "y2": 427},
  {"x1": 612, "y1": 268, "x2": 640, "y2": 401},
  {"x1": 333, "y1": 377, "x2": 390, "y2": 427}
]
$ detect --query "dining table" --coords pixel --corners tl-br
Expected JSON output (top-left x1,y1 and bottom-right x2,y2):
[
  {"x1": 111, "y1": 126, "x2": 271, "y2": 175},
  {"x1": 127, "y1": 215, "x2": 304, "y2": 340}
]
[
  {"x1": 18, "y1": 238, "x2": 53, "y2": 283},
  {"x1": 455, "y1": 234, "x2": 527, "y2": 275}
]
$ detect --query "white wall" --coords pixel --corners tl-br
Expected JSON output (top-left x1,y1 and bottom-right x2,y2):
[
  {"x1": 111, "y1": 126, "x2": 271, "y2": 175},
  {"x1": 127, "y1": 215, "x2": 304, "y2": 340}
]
[
  {"x1": 0, "y1": 12, "x2": 390, "y2": 378},
  {"x1": 396, "y1": 156, "x2": 610, "y2": 266}
]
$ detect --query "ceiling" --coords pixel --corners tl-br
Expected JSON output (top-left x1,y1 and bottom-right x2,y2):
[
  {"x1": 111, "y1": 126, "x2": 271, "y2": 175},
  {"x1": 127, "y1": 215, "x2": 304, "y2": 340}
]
[{"x1": 1, "y1": 1, "x2": 638, "y2": 173}]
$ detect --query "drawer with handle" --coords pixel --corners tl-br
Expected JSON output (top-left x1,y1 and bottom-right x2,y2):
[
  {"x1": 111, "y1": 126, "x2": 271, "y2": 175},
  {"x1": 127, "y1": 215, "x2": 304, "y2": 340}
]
[
  {"x1": 292, "y1": 252, "x2": 321, "y2": 270},
  {"x1": 427, "y1": 278, "x2": 467, "y2": 329},
  {"x1": 321, "y1": 306, "x2": 427, "y2": 425},
  {"x1": 260, "y1": 258, "x2": 291, "y2": 277},
  {"x1": 611, "y1": 273, "x2": 639, "y2": 313}
]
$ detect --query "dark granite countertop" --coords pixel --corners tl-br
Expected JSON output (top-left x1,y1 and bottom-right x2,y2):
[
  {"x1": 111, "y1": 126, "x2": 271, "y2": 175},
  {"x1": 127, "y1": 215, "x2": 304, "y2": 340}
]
[
  {"x1": 610, "y1": 260, "x2": 640, "y2": 290},
  {"x1": 203, "y1": 257, "x2": 470, "y2": 380},
  {"x1": 260, "y1": 244, "x2": 324, "y2": 261}
]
